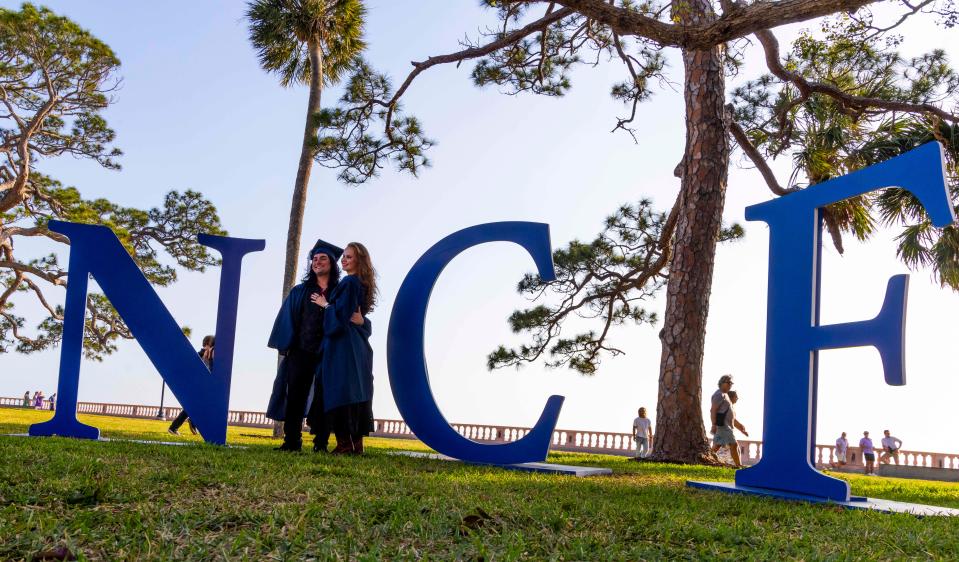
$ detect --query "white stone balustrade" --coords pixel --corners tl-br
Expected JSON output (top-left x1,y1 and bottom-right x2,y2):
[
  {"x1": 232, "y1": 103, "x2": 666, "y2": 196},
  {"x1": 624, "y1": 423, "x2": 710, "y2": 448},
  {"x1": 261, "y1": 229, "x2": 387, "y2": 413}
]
[{"x1": 1, "y1": 396, "x2": 953, "y2": 470}]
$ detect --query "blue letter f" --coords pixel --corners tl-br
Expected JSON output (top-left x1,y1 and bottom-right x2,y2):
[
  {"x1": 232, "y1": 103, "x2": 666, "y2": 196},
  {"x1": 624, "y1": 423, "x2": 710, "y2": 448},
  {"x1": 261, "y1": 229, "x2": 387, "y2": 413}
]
[{"x1": 736, "y1": 143, "x2": 954, "y2": 501}]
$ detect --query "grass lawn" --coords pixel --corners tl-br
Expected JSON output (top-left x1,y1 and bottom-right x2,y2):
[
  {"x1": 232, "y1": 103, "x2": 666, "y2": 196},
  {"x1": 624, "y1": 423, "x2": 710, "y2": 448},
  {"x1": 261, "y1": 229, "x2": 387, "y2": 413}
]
[{"x1": 2, "y1": 408, "x2": 959, "y2": 560}]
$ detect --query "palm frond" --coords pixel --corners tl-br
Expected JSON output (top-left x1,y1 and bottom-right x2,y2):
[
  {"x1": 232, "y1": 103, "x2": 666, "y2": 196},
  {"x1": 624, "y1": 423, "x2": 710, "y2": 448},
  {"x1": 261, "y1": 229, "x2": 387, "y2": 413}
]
[{"x1": 246, "y1": 0, "x2": 366, "y2": 87}]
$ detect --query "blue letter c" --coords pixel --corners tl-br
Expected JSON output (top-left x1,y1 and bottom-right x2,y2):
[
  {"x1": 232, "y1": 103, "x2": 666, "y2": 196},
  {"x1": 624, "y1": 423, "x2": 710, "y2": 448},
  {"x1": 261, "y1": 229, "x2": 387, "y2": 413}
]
[{"x1": 387, "y1": 222, "x2": 565, "y2": 464}]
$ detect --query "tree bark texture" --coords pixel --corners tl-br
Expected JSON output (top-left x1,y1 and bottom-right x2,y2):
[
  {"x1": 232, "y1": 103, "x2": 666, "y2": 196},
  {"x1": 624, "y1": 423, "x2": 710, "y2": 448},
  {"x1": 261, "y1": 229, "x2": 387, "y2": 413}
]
[
  {"x1": 281, "y1": 40, "x2": 325, "y2": 300},
  {"x1": 651, "y1": 0, "x2": 729, "y2": 463}
]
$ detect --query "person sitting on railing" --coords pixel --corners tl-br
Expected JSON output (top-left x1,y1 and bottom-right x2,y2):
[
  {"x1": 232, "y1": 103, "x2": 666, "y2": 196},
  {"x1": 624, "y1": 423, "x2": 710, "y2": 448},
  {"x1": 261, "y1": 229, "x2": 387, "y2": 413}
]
[{"x1": 880, "y1": 430, "x2": 903, "y2": 465}]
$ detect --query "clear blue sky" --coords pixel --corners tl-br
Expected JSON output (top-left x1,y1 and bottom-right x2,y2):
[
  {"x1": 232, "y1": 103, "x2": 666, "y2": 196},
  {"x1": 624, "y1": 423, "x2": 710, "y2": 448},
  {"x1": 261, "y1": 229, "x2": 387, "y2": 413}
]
[{"x1": 2, "y1": 1, "x2": 958, "y2": 454}]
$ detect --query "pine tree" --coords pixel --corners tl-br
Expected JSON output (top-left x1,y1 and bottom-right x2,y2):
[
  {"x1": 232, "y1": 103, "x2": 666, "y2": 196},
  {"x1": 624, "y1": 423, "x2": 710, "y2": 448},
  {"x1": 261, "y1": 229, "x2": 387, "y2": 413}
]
[
  {"x1": 0, "y1": 4, "x2": 225, "y2": 359},
  {"x1": 316, "y1": 1, "x2": 959, "y2": 462}
]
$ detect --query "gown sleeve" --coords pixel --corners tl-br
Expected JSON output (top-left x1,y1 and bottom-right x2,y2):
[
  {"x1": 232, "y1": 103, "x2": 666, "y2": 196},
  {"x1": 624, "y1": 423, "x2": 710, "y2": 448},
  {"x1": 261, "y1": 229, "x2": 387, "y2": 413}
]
[
  {"x1": 267, "y1": 287, "x2": 298, "y2": 352},
  {"x1": 357, "y1": 317, "x2": 372, "y2": 339},
  {"x1": 324, "y1": 277, "x2": 363, "y2": 337}
]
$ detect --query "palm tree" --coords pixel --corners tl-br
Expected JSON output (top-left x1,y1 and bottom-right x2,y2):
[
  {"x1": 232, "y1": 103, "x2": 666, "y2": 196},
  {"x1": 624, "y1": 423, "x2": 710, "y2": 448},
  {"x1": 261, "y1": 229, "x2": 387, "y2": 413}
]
[
  {"x1": 247, "y1": 0, "x2": 367, "y2": 299},
  {"x1": 248, "y1": 0, "x2": 366, "y2": 439}
]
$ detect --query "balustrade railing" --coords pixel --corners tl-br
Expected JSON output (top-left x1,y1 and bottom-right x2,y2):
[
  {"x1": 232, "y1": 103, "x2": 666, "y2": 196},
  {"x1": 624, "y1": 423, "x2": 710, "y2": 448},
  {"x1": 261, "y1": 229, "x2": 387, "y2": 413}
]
[
  {"x1": 812, "y1": 443, "x2": 959, "y2": 470},
  {"x1": 2, "y1": 396, "x2": 955, "y2": 469},
  {"x1": 0, "y1": 396, "x2": 27, "y2": 408}
]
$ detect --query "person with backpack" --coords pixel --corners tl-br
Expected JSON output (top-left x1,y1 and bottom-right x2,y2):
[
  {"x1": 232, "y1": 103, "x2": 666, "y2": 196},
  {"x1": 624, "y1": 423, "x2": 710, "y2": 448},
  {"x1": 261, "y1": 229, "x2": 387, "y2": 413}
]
[{"x1": 709, "y1": 374, "x2": 743, "y2": 467}]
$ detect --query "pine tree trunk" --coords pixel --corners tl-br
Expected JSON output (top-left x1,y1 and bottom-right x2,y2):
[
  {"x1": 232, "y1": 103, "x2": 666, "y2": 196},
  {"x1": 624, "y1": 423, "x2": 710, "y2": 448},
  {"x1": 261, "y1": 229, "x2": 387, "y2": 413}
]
[
  {"x1": 274, "y1": 40, "x2": 324, "y2": 440},
  {"x1": 651, "y1": 0, "x2": 729, "y2": 463}
]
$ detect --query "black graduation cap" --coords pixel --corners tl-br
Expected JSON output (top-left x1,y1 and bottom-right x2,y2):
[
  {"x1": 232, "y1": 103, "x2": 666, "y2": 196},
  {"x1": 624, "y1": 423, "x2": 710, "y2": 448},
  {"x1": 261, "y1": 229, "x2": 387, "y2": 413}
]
[{"x1": 308, "y1": 239, "x2": 343, "y2": 261}]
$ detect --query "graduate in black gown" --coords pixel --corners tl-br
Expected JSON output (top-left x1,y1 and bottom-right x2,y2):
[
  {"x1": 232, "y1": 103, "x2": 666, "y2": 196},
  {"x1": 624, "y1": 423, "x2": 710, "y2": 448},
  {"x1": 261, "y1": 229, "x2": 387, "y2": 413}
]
[
  {"x1": 313, "y1": 242, "x2": 377, "y2": 454},
  {"x1": 266, "y1": 240, "x2": 369, "y2": 452}
]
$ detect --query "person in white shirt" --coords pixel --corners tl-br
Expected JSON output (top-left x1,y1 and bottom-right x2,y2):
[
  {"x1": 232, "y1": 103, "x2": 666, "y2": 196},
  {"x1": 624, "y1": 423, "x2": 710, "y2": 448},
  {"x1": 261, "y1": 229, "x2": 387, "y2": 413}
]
[
  {"x1": 879, "y1": 430, "x2": 903, "y2": 465},
  {"x1": 832, "y1": 432, "x2": 849, "y2": 468},
  {"x1": 632, "y1": 407, "x2": 653, "y2": 459}
]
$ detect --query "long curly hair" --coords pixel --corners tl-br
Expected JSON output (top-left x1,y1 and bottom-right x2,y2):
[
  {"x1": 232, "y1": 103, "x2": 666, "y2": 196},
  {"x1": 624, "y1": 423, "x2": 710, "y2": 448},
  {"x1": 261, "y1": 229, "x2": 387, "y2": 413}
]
[{"x1": 346, "y1": 242, "x2": 377, "y2": 313}]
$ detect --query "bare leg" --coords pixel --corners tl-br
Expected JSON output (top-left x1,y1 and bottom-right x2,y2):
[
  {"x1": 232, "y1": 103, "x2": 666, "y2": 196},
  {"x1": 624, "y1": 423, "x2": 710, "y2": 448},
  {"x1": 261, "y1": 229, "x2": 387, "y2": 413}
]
[{"x1": 729, "y1": 444, "x2": 742, "y2": 468}]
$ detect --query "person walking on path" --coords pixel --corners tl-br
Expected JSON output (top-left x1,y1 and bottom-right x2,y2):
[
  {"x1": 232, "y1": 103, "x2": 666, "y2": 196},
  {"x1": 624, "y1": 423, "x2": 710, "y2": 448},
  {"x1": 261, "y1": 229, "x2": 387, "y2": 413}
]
[
  {"x1": 313, "y1": 242, "x2": 377, "y2": 455},
  {"x1": 48, "y1": 393, "x2": 56, "y2": 411},
  {"x1": 22, "y1": 391, "x2": 30, "y2": 408},
  {"x1": 832, "y1": 432, "x2": 849, "y2": 469},
  {"x1": 710, "y1": 374, "x2": 744, "y2": 467},
  {"x1": 167, "y1": 335, "x2": 215, "y2": 436},
  {"x1": 33, "y1": 391, "x2": 43, "y2": 409},
  {"x1": 860, "y1": 431, "x2": 877, "y2": 475},
  {"x1": 880, "y1": 430, "x2": 903, "y2": 465},
  {"x1": 632, "y1": 407, "x2": 653, "y2": 459}
]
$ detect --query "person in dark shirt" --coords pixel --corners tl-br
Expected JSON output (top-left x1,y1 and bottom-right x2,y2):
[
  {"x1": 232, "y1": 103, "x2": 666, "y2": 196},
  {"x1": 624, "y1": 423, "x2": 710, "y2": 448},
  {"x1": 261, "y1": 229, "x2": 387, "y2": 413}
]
[
  {"x1": 168, "y1": 335, "x2": 215, "y2": 436},
  {"x1": 267, "y1": 239, "x2": 368, "y2": 452}
]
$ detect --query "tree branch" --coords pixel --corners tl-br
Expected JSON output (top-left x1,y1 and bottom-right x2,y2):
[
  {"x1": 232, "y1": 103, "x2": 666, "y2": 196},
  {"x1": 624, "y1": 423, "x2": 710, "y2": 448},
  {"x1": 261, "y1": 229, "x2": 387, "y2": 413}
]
[
  {"x1": 382, "y1": 7, "x2": 577, "y2": 132},
  {"x1": 852, "y1": 0, "x2": 939, "y2": 38},
  {"x1": 0, "y1": 310, "x2": 41, "y2": 347},
  {"x1": 488, "y1": 198, "x2": 702, "y2": 373},
  {"x1": 0, "y1": 270, "x2": 23, "y2": 306},
  {"x1": 20, "y1": 277, "x2": 61, "y2": 319},
  {"x1": 0, "y1": 225, "x2": 70, "y2": 249},
  {"x1": 756, "y1": 28, "x2": 959, "y2": 123},
  {"x1": 726, "y1": 105, "x2": 797, "y2": 196},
  {"x1": 544, "y1": 0, "x2": 881, "y2": 48},
  {"x1": 0, "y1": 260, "x2": 67, "y2": 286}
]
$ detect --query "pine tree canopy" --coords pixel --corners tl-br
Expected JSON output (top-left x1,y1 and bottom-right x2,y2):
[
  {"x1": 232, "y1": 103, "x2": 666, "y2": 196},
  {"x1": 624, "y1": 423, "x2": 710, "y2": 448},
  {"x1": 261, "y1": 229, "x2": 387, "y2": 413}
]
[
  {"x1": 0, "y1": 4, "x2": 225, "y2": 359},
  {"x1": 314, "y1": 1, "x2": 959, "y2": 374}
]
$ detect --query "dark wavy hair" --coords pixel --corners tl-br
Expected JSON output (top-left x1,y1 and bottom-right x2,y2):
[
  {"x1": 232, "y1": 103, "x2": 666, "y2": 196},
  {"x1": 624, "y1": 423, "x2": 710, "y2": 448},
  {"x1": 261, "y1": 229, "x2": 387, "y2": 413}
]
[
  {"x1": 302, "y1": 251, "x2": 341, "y2": 287},
  {"x1": 346, "y1": 242, "x2": 377, "y2": 313}
]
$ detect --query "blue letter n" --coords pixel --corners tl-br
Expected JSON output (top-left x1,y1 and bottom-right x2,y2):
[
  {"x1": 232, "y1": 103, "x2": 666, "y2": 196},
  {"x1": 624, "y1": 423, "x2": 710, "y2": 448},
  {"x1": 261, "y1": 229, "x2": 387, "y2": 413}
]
[{"x1": 29, "y1": 221, "x2": 263, "y2": 445}]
